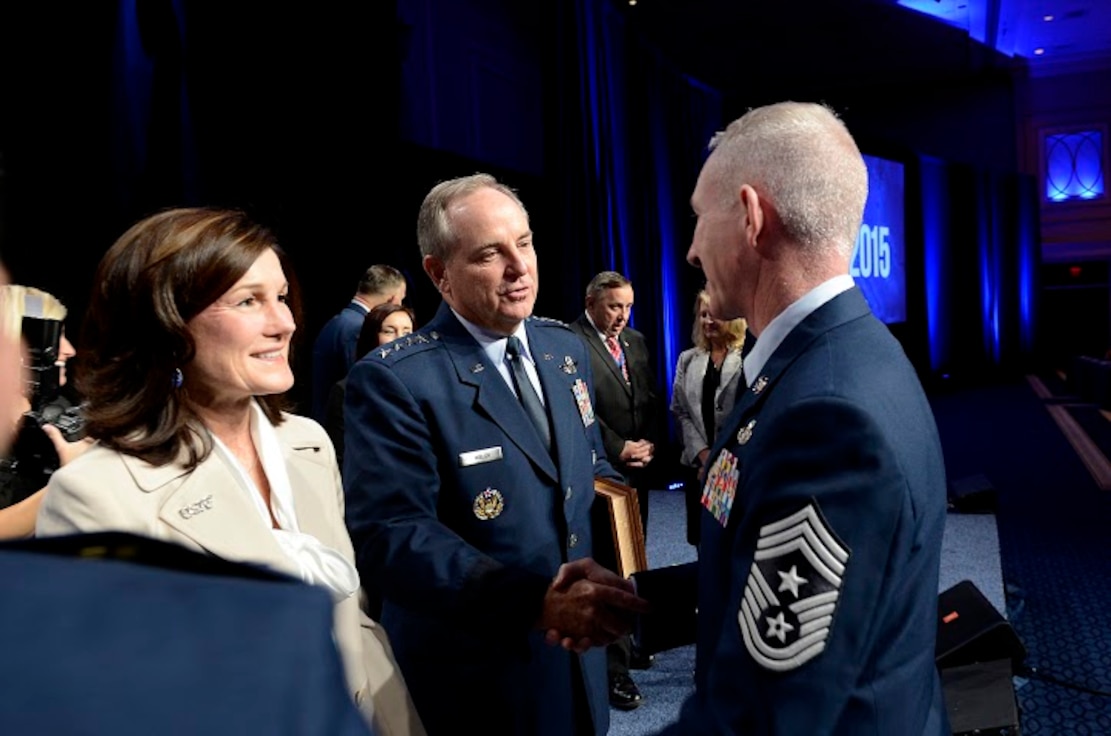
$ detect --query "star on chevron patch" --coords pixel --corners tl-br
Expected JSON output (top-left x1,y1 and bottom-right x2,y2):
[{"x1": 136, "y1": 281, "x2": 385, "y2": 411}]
[{"x1": 737, "y1": 501, "x2": 850, "y2": 672}]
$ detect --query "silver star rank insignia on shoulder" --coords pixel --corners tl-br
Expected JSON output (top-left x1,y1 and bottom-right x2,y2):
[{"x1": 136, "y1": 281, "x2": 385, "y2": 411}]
[{"x1": 737, "y1": 501, "x2": 849, "y2": 672}]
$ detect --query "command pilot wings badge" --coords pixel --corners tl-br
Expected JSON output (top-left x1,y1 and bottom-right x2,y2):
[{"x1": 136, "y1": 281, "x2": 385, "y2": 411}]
[{"x1": 738, "y1": 501, "x2": 849, "y2": 672}]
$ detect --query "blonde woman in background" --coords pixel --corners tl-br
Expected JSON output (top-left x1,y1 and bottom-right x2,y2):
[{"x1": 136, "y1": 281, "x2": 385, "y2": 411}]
[
  {"x1": 0, "y1": 270, "x2": 24, "y2": 453},
  {"x1": 0, "y1": 285, "x2": 90, "y2": 539},
  {"x1": 670, "y1": 289, "x2": 747, "y2": 546}
]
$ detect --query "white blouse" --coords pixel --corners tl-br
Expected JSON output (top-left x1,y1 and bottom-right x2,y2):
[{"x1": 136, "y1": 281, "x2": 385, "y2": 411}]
[{"x1": 210, "y1": 402, "x2": 360, "y2": 603}]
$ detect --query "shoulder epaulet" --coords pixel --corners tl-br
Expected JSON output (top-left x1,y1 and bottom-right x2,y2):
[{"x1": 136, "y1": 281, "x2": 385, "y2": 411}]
[
  {"x1": 528, "y1": 315, "x2": 570, "y2": 329},
  {"x1": 370, "y1": 330, "x2": 443, "y2": 362}
]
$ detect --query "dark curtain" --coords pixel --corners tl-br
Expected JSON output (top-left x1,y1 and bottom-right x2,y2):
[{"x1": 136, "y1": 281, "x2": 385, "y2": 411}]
[
  {"x1": 547, "y1": 0, "x2": 721, "y2": 404},
  {"x1": 920, "y1": 159, "x2": 1041, "y2": 382}
]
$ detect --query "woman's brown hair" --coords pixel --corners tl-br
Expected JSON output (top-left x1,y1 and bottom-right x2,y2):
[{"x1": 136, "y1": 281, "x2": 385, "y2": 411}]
[
  {"x1": 76, "y1": 207, "x2": 303, "y2": 469},
  {"x1": 355, "y1": 303, "x2": 416, "y2": 361}
]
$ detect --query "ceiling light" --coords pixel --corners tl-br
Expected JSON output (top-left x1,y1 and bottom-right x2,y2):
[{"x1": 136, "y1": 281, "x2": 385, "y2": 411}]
[
  {"x1": 1043, "y1": 14, "x2": 1054, "y2": 21},
  {"x1": 1034, "y1": 47, "x2": 1045, "y2": 55}
]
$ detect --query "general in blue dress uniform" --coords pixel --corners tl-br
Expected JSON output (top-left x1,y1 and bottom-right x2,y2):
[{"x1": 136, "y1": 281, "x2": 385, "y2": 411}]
[{"x1": 342, "y1": 174, "x2": 646, "y2": 736}]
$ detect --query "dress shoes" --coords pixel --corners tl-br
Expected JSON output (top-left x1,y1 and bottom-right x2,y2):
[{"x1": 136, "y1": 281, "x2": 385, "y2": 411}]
[{"x1": 609, "y1": 672, "x2": 644, "y2": 711}]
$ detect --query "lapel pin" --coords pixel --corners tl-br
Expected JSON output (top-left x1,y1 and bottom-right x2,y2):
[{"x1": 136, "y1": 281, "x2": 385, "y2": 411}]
[
  {"x1": 737, "y1": 419, "x2": 756, "y2": 445},
  {"x1": 560, "y1": 356, "x2": 578, "y2": 374},
  {"x1": 543, "y1": 353, "x2": 554, "y2": 361},
  {"x1": 378, "y1": 347, "x2": 393, "y2": 359},
  {"x1": 752, "y1": 375, "x2": 769, "y2": 394},
  {"x1": 178, "y1": 494, "x2": 214, "y2": 520},
  {"x1": 470, "y1": 363, "x2": 485, "y2": 373}
]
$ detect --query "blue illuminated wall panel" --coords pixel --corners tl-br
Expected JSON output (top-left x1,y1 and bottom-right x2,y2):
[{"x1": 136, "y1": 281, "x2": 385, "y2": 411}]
[{"x1": 1045, "y1": 130, "x2": 1105, "y2": 202}]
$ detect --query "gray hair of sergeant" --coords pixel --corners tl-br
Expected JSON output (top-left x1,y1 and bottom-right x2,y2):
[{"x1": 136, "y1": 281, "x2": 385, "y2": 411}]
[
  {"x1": 584, "y1": 271, "x2": 631, "y2": 301},
  {"x1": 417, "y1": 173, "x2": 529, "y2": 262},
  {"x1": 707, "y1": 101, "x2": 868, "y2": 258},
  {"x1": 356, "y1": 264, "x2": 405, "y2": 298}
]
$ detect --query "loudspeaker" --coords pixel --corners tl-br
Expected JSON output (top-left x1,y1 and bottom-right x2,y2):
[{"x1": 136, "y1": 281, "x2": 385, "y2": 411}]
[
  {"x1": 941, "y1": 659, "x2": 1021, "y2": 736},
  {"x1": 948, "y1": 473, "x2": 997, "y2": 513},
  {"x1": 936, "y1": 580, "x2": 1026, "y2": 670}
]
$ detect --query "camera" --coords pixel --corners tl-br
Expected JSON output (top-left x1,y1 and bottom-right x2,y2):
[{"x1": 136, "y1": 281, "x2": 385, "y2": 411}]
[{"x1": 8, "y1": 316, "x2": 86, "y2": 480}]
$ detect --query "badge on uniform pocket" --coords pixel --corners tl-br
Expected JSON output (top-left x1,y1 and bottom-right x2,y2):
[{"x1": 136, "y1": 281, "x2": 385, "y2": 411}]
[{"x1": 473, "y1": 488, "x2": 505, "y2": 520}]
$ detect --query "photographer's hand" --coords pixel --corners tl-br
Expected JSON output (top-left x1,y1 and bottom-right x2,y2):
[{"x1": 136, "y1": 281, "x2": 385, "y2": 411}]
[
  {"x1": 42, "y1": 423, "x2": 94, "y2": 466},
  {"x1": 0, "y1": 426, "x2": 94, "y2": 540}
]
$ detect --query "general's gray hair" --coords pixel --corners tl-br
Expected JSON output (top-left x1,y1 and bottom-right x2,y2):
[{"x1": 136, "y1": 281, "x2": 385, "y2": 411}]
[{"x1": 416, "y1": 173, "x2": 528, "y2": 262}]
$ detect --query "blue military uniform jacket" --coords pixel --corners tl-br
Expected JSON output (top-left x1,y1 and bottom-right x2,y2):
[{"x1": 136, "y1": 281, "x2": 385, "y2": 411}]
[
  {"x1": 0, "y1": 533, "x2": 372, "y2": 736},
  {"x1": 312, "y1": 302, "x2": 368, "y2": 423},
  {"x1": 654, "y1": 288, "x2": 951, "y2": 735},
  {"x1": 343, "y1": 302, "x2": 618, "y2": 736}
]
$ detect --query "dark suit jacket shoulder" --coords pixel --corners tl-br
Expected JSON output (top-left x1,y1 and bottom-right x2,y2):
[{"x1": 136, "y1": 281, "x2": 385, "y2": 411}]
[{"x1": 311, "y1": 303, "x2": 367, "y2": 423}]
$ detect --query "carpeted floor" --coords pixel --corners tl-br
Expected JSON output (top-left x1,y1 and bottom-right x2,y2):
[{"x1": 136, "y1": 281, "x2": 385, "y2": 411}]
[{"x1": 931, "y1": 376, "x2": 1111, "y2": 735}]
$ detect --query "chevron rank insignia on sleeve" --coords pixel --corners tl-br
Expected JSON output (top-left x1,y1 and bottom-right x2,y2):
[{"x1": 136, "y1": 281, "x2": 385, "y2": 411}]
[{"x1": 737, "y1": 501, "x2": 849, "y2": 672}]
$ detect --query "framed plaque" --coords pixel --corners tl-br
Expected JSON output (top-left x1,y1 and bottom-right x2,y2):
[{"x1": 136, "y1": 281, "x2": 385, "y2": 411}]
[{"x1": 593, "y1": 477, "x2": 648, "y2": 577}]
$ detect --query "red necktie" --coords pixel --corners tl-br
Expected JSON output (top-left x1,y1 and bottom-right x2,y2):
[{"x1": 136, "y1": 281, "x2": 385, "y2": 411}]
[{"x1": 606, "y1": 335, "x2": 629, "y2": 382}]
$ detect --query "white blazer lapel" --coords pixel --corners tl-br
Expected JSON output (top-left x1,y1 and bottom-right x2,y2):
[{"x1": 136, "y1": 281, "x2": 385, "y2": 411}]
[
  {"x1": 280, "y1": 424, "x2": 346, "y2": 550},
  {"x1": 136, "y1": 452, "x2": 298, "y2": 577}
]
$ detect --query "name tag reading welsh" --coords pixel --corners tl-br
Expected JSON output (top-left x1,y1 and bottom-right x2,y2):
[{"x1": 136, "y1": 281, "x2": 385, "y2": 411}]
[{"x1": 459, "y1": 446, "x2": 504, "y2": 467}]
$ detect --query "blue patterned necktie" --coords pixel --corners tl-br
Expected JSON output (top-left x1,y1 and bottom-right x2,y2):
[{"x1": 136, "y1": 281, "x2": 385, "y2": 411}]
[{"x1": 505, "y1": 336, "x2": 551, "y2": 452}]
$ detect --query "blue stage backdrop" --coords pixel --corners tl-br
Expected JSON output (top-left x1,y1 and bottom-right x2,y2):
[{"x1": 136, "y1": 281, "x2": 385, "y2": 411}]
[{"x1": 854, "y1": 154, "x2": 907, "y2": 324}]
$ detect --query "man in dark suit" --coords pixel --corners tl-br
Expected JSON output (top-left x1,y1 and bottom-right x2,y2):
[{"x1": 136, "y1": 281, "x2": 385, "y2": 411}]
[
  {"x1": 562, "y1": 102, "x2": 951, "y2": 734},
  {"x1": 342, "y1": 173, "x2": 648, "y2": 736},
  {"x1": 310, "y1": 264, "x2": 406, "y2": 422},
  {"x1": 569, "y1": 271, "x2": 663, "y2": 710},
  {"x1": 569, "y1": 272, "x2": 661, "y2": 534}
]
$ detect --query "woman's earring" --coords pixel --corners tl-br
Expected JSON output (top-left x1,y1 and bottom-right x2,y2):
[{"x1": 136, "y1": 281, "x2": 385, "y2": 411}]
[{"x1": 172, "y1": 368, "x2": 183, "y2": 389}]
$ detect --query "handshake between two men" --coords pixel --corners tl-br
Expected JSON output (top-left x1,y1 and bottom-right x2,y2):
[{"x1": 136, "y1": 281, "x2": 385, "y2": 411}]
[{"x1": 538, "y1": 558, "x2": 651, "y2": 654}]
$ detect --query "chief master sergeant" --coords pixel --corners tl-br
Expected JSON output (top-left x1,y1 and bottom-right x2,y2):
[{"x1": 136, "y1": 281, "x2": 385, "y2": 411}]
[
  {"x1": 342, "y1": 173, "x2": 648, "y2": 736},
  {"x1": 555, "y1": 102, "x2": 951, "y2": 735}
]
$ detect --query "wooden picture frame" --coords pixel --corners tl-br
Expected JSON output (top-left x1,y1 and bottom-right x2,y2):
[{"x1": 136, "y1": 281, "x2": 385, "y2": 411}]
[{"x1": 593, "y1": 477, "x2": 648, "y2": 577}]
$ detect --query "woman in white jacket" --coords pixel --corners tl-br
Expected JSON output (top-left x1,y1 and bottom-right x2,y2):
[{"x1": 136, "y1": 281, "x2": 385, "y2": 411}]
[{"x1": 670, "y1": 290, "x2": 747, "y2": 546}]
